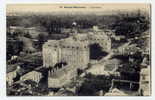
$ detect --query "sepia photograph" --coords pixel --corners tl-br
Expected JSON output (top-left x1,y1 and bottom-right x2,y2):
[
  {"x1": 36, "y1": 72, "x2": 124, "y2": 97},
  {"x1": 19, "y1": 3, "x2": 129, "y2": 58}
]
[{"x1": 6, "y1": 4, "x2": 151, "y2": 96}]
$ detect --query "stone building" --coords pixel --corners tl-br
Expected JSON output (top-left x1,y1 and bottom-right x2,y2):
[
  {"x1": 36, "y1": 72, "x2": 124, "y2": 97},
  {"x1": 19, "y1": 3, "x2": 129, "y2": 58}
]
[
  {"x1": 20, "y1": 71, "x2": 42, "y2": 84},
  {"x1": 43, "y1": 35, "x2": 89, "y2": 88},
  {"x1": 43, "y1": 36, "x2": 90, "y2": 69},
  {"x1": 88, "y1": 32, "x2": 111, "y2": 52},
  {"x1": 6, "y1": 65, "x2": 21, "y2": 86},
  {"x1": 8, "y1": 26, "x2": 48, "y2": 38},
  {"x1": 139, "y1": 66, "x2": 150, "y2": 96},
  {"x1": 48, "y1": 65, "x2": 77, "y2": 88},
  {"x1": 6, "y1": 70, "x2": 17, "y2": 86},
  {"x1": 42, "y1": 30, "x2": 111, "y2": 88},
  {"x1": 104, "y1": 88, "x2": 128, "y2": 96},
  {"x1": 8, "y1": 26, "x2": 24, "y2": 34},
  {"x1": 86, "y1": 58, "x2": 121, "y2": 76},
  {"x1": 72, "y1": 32, "x2": 111, "y2": 52}
]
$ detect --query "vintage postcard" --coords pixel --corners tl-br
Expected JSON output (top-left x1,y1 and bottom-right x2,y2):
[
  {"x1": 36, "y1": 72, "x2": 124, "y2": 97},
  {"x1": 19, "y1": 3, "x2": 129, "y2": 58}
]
[{"x1": 6, "y1": 4, "x2": 151, "y2": 96}]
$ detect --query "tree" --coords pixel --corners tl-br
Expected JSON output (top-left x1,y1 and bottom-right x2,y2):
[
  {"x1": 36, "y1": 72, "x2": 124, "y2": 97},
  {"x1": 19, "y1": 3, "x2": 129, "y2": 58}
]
[
  {"x1": 24, "y1": 33, "x2": 32, "y2": 38},
  {"x1": 37, "y1": 33, "x2": 47, "y2": 50},
  {"x1": 111, "y1": 13, "x2": 149, "y2": 39}
]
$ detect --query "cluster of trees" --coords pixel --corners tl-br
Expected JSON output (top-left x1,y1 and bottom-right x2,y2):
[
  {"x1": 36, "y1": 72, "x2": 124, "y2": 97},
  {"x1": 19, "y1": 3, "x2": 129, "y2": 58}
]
[
  {"x1": 77, "y1": 74, "x2": 113, "y2": 96},
  {"x1": 7, "y1": 39, "x2": 23, "y2": 60},
  {"x1": 110, "y1": 11, "x2": 150, "y2": 85},
  {"x1": 89, "y1": 43, "x2": 108, "y2": 60},
  {"x1": 6, "y1": 13, "x2": 122, "y2": 34},
  {"x1": 110, "y1": 12, "x2": 150, "y2": 39},
  {"x1": 7, "y1": 79, "x2": 49, "y2": 96},
  {"x1": 112, "y1": 51, "x2": 143, "y2": 82},
  {"x1": 7, "y1": 11, "x2": 149, "y2": 38}
]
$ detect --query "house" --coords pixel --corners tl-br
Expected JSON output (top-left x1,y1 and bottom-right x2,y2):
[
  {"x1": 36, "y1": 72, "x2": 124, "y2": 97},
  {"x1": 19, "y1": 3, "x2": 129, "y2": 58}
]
[
  {"x1": 48, "y1": 65, "x2": 77, "y2": 88},
  {"x1": 6, "y1": 65, "x2": 20, "y2": 86},
  {"x1": 20, "y1": 71, "x2": 42, "y2": 84},
  {"x1": 104, "y1": 88, "x2": 128, "y2": 96},
  {"x1": 8, "y1": 26, "x2": 24, "y2": 34},
  {"x1": 139, "y1": 66, "x2": 150, "y2": 96}
]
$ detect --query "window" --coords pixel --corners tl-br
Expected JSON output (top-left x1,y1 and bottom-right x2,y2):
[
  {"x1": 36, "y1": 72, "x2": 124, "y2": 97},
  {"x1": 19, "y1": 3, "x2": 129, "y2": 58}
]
[{"x1": 142, "y1": 76, "x2": 145, "y2": 80}]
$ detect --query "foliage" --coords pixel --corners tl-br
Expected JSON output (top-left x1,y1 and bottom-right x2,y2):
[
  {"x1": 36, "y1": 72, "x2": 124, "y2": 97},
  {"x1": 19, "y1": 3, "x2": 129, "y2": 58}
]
[
  {"x1": 7, "y1": 79, "x2": 49, "y2": 96},
  {"x1": 78, "y1": 74, "x2": 112, "y2": 96},
  {"x1": 24, "y1": 33, "x2": 32, "y2": 38},
  {"x1": 7, "y1": 39, "x2": 23, "y2": 60},
  {"x1": 111, "y1": 13, "x2": 150, "y2": 38},
  {"x1": 7, "y1": 11, "x2": 149, "y2": 37},
  {"x1": 89, "y1": 43, "x2": 108, "y2": 60},
  {"x1": 37, "y1": 33, "x2": 47, "y2": 50}
]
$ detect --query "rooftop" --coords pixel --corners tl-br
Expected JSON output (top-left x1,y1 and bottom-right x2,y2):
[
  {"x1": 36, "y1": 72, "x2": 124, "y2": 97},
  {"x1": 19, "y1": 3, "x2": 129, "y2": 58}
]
[{"x1": 43, "y1": 34, "x2": 89, "y2": 48}]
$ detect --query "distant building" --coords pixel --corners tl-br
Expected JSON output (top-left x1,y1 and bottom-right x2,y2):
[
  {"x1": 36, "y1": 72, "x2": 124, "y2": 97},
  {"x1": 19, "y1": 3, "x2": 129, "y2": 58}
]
[
  {"x1": 139, "y1": 66, "x2": 150, "y2": 96},
  {"x1": 6, "y1": 70, "x2": 17, "y2": 86},
  {"x1": 20, "y1": 71, "x2": 42, "y2": 84},
  {"x1": 8, "y1": 26, "x2": 24, "y2": 34},
  {"x1": 72, "y1": 21, "x2": 78, "y2": 34},
  {"x1": 8, "y1": 26, "x2": 48, "y2": 38},
  {"x1": 103, "y1": 59, "x2": 121, "y2": 74},
  {"x1": 88, "y1": 32, "x2": 111, "y2": 52},
  {"x1": 86, "y1": 63, "x2": 107, "y2": 75},
  {"x1": 113, "y1": 42, "x2": 140, "y2": 56},
  {"x1": 86, "y1": 59, "x2": 121, "y2": 76},
  {"x1": 6, "y1": 65, "x2": 20, "y2": 86},
  {"x1": 93, "y1": 26, "x2": 99, "y2": 32},
  {"x1": 54, "y1": 88, "x2": 75, "y2": 96},
  {"x1": 104, "y1": 88, "x2": 128, "y2": 96},
  {"x1": 48, "y1": 65, "x2": 77, "y2": 88}
]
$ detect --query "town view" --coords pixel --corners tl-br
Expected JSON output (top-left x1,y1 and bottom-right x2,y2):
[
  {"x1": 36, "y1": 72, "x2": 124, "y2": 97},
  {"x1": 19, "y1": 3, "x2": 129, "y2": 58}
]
[{"x1": 6, "y1": 4, "x2": 151, "y2": 96}]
